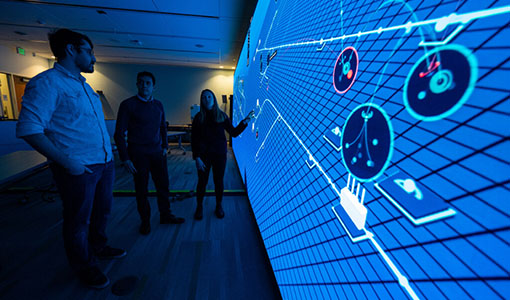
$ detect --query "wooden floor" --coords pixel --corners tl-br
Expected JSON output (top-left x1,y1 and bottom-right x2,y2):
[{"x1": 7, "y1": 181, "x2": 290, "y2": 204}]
[{"x1": 0, "y1": 146, "x2": 281, "y2": 300}]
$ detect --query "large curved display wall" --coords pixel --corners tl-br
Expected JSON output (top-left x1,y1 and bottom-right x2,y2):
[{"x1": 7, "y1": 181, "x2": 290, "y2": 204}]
[{"x1": 232, "y1": 0, "x2": 510, "y2": 299}]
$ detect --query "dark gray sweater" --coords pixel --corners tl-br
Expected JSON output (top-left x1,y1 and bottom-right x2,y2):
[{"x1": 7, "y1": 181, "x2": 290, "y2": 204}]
[{"x1": 114, "y1": 95, "x2": 167, "y2": 161}]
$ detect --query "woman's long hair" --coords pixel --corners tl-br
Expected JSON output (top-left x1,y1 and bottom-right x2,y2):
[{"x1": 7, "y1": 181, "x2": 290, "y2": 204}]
[{"x1": 197, "y1": 89, "x2": 225, "y2": 124}]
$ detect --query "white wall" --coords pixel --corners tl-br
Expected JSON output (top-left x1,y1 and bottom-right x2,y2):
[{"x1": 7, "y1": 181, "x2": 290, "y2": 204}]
[
  {"x1": 82, "y1": 62, "x2": 234, "y2": 124},
  {"x1": 0, "y1": 45, "x2": 51, "y2": 77},
  {"x1": 0, "y1": 45, "x2": 235, "y2": 154},
  {"x1": 0, "y1": 44, "x2": 234, "y2": 125},
  {"x1": 0, "y1": 45, "x2": 51, "y2": 155}
]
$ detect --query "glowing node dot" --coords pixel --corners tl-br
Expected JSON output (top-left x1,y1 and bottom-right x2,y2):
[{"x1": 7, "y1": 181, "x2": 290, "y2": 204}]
[
  {"x1": 352, "y1": 157, "x2": 357, "y2": 164},
  {"x1": 358, "y1": 142, "x2": 362, "y2": 149},
  {"x1": 367, "y1": 160, "x2": 374, "y2": 167},
  {"x1": 345, "y1": 143, "x2": 350, "y2": 149},
  {"x1": 405, "y1": 21, "x2": 412, "y2": 34},
  {"x1": 358, "y1": 152, "x2": 362, "y2": 158},
  {"x1": 435, "y1": 14, "x2": 455, "y2": 32},
  {"x1": 399, "y1": 276, "x2": 409, "y2": 286},
  {"x1": 372, "y1": 139, "x2": 378, "y2": 146},
  {"x1": 418, "y1": 91, "x2": 426, "y2": 100},
  {"x1": 347, "y1": 70, "x2": 353, "y2": 79},
  {"x1": 343, "y1": 61, "x2": 351, "y2": 75}
]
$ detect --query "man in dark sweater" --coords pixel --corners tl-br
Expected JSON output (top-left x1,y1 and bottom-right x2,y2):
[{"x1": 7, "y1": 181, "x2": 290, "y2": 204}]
[{"x1": 114, "y1": 71, "x2": 185, "y2": 235}]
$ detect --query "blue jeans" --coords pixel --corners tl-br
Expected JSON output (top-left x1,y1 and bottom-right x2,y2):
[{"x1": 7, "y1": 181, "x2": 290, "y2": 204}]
[{"x1": 50, "y1": 161, "x2": 114, "y2": 271}]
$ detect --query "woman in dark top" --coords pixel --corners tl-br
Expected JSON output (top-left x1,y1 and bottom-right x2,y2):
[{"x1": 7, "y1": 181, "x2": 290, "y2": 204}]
[{"x1": 191, "y1": 89, "x2": 254, "y2": 220}]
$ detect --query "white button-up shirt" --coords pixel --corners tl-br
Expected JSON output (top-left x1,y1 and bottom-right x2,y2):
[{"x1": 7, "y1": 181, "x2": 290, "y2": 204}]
[{"x1": 16, "y1": 63, "x2": 113, "y2": 165}]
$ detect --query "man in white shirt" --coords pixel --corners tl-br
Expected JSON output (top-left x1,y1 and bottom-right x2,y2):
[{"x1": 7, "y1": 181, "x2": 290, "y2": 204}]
[{"x1": 16, "y1": 28, "x2": 125, "y2": 289}]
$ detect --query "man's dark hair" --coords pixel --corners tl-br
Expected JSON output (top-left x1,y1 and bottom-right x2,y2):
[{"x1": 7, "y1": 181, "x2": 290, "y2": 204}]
[
  {"x1": 137, "y1": 71, "x2": 156, "y2": 85},
  {"x1": 48, "y1": 29, "x2": 93, "y2": 60}
]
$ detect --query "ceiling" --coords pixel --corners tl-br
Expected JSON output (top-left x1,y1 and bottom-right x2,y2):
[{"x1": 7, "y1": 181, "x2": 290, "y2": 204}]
[{"x1": 0, "y1": 0, "x2": 257, "y2": 69}]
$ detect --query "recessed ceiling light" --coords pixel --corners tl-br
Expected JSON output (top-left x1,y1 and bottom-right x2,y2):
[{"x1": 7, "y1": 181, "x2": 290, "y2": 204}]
[
  {"x1": 231, "y1": 67, "x2": 235, "y2": 69},
  {"x1": 219, "y1": 66, "x2": 224, "y2": 68}
]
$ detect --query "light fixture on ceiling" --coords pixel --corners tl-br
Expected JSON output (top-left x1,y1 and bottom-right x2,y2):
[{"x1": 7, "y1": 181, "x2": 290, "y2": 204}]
[
  {"x1": 219, "y1": 66, "x2": 224, "y2": 68},
  {"x1": 231, "y1": 67, "x2": 235, "y2": 69}
]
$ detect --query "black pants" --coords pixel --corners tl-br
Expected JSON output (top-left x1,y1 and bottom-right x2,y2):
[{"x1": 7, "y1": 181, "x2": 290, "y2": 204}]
[
  {"x1": 196, "y1": 153, "x2": 227, "y2": 206},
  {"x1": 128, "y1": 148, "x2": 171, "y2": 222},
  {"x1": 51, "y1": 161, "x2": 114, "y2": 271}
]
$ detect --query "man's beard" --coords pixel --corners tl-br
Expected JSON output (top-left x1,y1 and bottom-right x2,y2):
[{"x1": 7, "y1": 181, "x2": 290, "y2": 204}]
[{"x1": 81, "y1": 63, "x2": 94, "y2": 73}]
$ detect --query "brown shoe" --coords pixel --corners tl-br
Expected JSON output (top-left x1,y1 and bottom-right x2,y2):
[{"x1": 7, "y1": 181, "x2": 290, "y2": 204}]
[
  {"x1": 160, "y1": 214, "x2": 185, "y2": 224},
  {"x1": 78, "y1": 266, "x2": 110, "y2": 289},
  {"x1": 95, "y1": 246, "x2": 127, "y2": 260},
  {"x1": 194, "y1": 205, "x2": 203, "y2": 220},
  {"x1": 139, "y1": 222, "x2": 151, "y2": 235},
  {"x1": 215, "y1": 205, "x2": 225, "y2": 219}
]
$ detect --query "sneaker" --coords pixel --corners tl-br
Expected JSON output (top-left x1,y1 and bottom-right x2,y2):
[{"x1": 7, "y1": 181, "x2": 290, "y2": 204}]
[
  {"x1": 194, "y1": 206, "x2": 203, "y2": 220},
  {"x1": 215, "y1": 205, "x2": 225, "y2": 219},
  {"x1": 95, "y1": 246, "x2": 127, "y2": 260},
  {"x1": 78, "y1": 266, "x2": 110, "y2": 289},
  {"x1": 139, "y1": 222, "x2": 151, "y2": 235},
  {"x1": 160, "y1": 214, "x2": 185, "y2": 224}
]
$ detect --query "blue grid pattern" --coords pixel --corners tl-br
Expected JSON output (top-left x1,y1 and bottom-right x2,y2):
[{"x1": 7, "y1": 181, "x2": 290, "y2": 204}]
[{"x1": 233, "y1": 0, "x2": 510, "y2": 299}]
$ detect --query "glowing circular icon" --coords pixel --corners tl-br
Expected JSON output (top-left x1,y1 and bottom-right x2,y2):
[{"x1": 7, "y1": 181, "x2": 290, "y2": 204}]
[
  {"x1": 341, "y1": 103, "x2": 393, "y2": 182},
  {"x1": 333, "y1": 46, "x2": 359, "y2": 94},
  {"x1": 403, "y1": 44, "x2": 478, "y2": 121}
]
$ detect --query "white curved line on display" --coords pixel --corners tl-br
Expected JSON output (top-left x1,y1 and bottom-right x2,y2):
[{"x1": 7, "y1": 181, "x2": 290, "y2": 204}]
[{"x1": 255, "y1": 6, "x2": 510, "y2": 53}]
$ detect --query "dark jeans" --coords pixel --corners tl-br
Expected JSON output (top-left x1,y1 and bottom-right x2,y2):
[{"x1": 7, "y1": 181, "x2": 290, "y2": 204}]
[
  {"x1": 196, "y1": 153, "x2": 227, "y2": 206},
  {"x1": 50, "y1": 160, "x2": 114, "y2": 271},
  {"x1": 128, "y1": 148, "x2": 171, "y2": 222}
]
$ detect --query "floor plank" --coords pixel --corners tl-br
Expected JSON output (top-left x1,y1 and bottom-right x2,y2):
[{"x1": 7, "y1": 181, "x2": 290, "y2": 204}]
[{"x1": 0, "y1": 146, "x2": 281, "y2": 299}]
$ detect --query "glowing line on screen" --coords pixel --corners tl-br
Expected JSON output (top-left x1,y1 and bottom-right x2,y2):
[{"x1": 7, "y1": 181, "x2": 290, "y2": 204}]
[
  {"x1": 418, "y1": 25, "x2": 464, "y2": 47},
  {"x1": 234, "y1": 2, "x2": 510, "y2": 299},
  {"x1": 255, "y1": 6, "x2": 510, "y2": 53},
  {"x1": 322, "y1": 135, "x2": 342, "y2": 151},
  {"x1": 252, "y1": 99, "x2": 420, "y2": 299}
]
